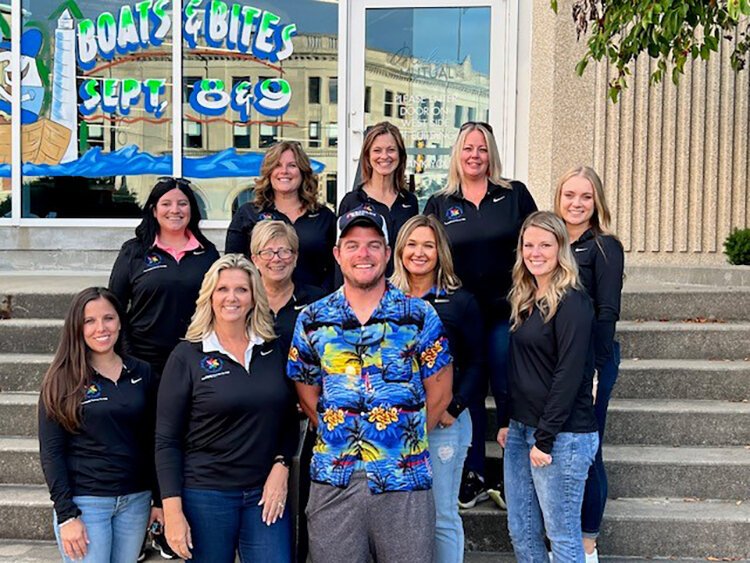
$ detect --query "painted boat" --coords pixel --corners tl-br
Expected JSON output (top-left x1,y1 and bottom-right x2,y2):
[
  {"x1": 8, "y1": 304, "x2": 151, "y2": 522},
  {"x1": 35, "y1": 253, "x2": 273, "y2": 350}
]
[{"x1": 0, "y1": 118, "x2": 72, "y2": 164}]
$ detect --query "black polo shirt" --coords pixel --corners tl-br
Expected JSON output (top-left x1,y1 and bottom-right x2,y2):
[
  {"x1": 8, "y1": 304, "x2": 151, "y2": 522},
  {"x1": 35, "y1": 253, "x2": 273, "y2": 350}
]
[
  {"x1": 571, "y1": 229, "x2": 624, "y2": 369},
  {"x1": 38, "y1": 357, "x2": 158, "y2": 522},
  {"x1": 506, "y1": 289, "x2": 597, "y2": 453},
  {"x1": 155, "y1": 339, "x2": 298, "y2": 498},
  {"x1": 338, "y1": 186, "x2": 419, "y2": 247},
  {"x1": 422, "y1": 287, "x2": 484, "y2": 418},
  {"x1": 225, "y1": 203, "x2": 336, "y2": 292},
  {"x1": 424, "y1": 181, "x2": 537, "y2": 324},
  {"x1": 109, "y1": 239, "x2": 220, "y2": 374},
  {"x1": 273, "y1": 285, "x2": 326, "y2": 353}
]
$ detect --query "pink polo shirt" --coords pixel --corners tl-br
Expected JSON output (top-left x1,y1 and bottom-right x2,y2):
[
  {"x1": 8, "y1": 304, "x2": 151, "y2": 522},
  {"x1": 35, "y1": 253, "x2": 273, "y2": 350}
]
[{"x1": 154, "y1": 231, "x2": 201, "y2": 263}]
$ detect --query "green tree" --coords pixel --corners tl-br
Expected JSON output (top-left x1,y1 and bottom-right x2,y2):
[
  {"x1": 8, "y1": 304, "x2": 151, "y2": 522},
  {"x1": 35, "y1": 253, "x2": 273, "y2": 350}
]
[{"x1": 553, "y1": 0, "x2": 750, "y2": 101}]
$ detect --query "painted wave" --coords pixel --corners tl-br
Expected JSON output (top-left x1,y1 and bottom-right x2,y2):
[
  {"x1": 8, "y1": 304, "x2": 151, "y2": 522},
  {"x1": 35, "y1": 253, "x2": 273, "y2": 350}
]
[{"x1": 0, "y1": 146, "x2": 325, "y2": 178}]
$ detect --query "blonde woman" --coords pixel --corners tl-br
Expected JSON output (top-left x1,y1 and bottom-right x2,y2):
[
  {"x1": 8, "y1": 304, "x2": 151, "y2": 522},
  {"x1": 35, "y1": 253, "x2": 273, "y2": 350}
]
[
  {"x1": 554, "y1": 166, "x2": 624, "y2": 562},
  {"x1": 155, "y1": 254, "x2": 297, "y2": 563},
  {"x1": 225, "y1": 141, "x2": 336, "y2": 291},
  {"x1": 424, "y1": 122, "x2": 536, "y2": 508},
  {"x1": 497, "y1": 211, "x2": 598, "y2": 562},
  {"x1": 392, "y1": 215, "x2": 483, "y2": 563}
]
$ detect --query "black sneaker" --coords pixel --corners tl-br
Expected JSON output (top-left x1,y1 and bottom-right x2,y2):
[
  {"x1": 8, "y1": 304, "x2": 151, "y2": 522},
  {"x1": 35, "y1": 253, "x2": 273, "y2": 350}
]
[
  {"x1": 458, "y1": 471, "x2": 489, "y2": 509},
  {"x1": 151, "y1": 532, "x2": 178, "y2": 560}
]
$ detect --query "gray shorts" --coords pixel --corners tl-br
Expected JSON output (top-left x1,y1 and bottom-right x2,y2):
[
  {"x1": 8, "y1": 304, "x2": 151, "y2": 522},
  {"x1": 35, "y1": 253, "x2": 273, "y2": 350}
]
[{"x1": 306, "y1": 471, "x2": 435, "y2": 563}]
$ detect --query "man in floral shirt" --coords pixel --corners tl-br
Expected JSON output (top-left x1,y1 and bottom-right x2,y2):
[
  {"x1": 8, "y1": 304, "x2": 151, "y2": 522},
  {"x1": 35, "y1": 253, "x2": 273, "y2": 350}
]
[{"x1": 288, "y1": 208, "x2": 453, "y2": 562}]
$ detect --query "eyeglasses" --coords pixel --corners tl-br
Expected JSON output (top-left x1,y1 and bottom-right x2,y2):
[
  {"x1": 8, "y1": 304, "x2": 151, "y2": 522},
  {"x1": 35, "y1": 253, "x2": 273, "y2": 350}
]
[
  {"x1": 459, "y1": 121, "x2": 494, "y2": 135},
  {"x1": 256, "y1": 247, "x2": 295, "y2": 261}
]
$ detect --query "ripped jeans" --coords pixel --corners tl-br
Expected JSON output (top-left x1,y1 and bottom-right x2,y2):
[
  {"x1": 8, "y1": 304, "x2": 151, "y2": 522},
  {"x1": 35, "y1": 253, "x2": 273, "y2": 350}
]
[{"x1": 428, "y1": 410, "x2": 472, "y2": 563}]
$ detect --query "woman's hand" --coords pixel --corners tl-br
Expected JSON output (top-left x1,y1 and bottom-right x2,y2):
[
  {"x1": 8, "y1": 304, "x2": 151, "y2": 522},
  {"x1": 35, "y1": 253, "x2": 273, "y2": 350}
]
[
  {"x1": 259, "y1": 462, "x2": 289, "y2": 525},
  {"x1": 530, "y1": 445, "x2": 553, "y2": 468},
  {"x1": 163, "y1": 498, "x2": 192, "y2": 560},
  {"x1": 437, "y1": 412, "x2": 456, "y2": 429},
  {"x1": 59, "y1": 518, "x2": 89, "y2": 560},
  {"x1": 148, "y1": 506, "x2": 164, "y2": 528},
  {"x1": 496, "y1": 427, "x2": 509, "y2": 448}
]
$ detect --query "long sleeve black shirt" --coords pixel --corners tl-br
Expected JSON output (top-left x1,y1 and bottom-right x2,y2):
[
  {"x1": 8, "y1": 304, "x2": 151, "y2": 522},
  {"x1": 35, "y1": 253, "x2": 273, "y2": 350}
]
[
  {"x1": 38, "y1": 357, "x2": 159, "y2": 522},
  {"x1": 273, "y1": 284, "x2": 326, "y2": 353},
  {"x1": 338, "y1": 186, "x2": 419, "y2": 248},
  {"x1": 571, "y1": 230, "x2": 624, "y2": 369},
  {"x1": 155, "y1": 339, "x2": 298, "y2": 498},
  {"x1": 225, "y1": 203, "x2": 336, "y2": 292},
  {"x1": 422, "y1": 287, "x2": 484, "y2": 418},
  {"x1": 109, "y1": 239, "x2": 219, "y2": 373},
  {"x1": 424, "y1": 181, "x2": 537, "y2": 323},
  {"x1": 506, "y1": 289, "x2": 597, "y2": 453}
]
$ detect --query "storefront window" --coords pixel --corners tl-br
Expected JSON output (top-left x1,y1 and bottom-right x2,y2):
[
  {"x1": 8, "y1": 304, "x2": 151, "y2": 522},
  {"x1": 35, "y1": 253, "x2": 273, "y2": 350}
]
[
  {"x1": 181, "y1": 0, "x2": 338, "y2": 219},
  {"x1": 18, "y1": 0, "x2": 173, "y2": 218},
  {"x1": 0, "y1": 5, "x2": 12, "y2": 217}
]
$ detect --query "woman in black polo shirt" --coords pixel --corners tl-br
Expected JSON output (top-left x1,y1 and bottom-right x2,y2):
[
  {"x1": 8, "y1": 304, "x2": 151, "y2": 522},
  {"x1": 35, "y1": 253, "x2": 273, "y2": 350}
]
[
  {"x1": 554, "y1": 166, "x2": 624, "y2": 562},
  {"x1": 156, "y1": 254, "x2": 298, "y2": 563},
  {"x1": 109, "y1": 177, "x2": 220, "y2": 376},
  {"x1": 338, "y1": 122, "x2": 418, "y2": 271},
  {"x1": 225, "y1": 141, "x2": 336, "y2": 291},
  {"x1": 424, "y1": 122, "x2": 537, "y2": 508},
  {"x1": 39, "y1": 287, "x2": 161, "y2": 563},
  {"x1": 391, "y1": 214, "x2": 483, "y2": 563},
  {"x1": 498, "y1": 211, "x2": 598, "y2": 561}
]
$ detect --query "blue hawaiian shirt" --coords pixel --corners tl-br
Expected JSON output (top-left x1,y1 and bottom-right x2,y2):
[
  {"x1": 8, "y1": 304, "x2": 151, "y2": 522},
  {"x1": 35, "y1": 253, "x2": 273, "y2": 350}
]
[{"x1": 287, "y1": 283, "x2": 452, "y2": 493}]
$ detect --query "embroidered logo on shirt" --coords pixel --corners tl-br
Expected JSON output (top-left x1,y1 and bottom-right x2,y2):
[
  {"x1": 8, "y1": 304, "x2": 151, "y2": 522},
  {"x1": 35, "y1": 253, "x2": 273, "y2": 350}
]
[
  {"x1": 308, "y1": 213, "x2": 320, "y2": 218},
  {"x1": 201, "y1": 355, "x2": 224, "y2": 373},
  {"x1": 493, "y1": 195, "x2": 506, "y2": 203},
  {"x1": 575, "y1": 247, "x2": 589, "y2": 252},
  {"x1": 260, "y1": 349, "x2": 273, "y2": 356},
  {"x1": 85, "y1": 383, "x2": 101, "y2": 399},
  {"x1": 259, "y1": 212, "x2": 275, "y2": 221},
  {"x1": 144, "y1": 253, "x2": 162, "y2": 266},
  {"x1": 401, "y1": 204, "x2": 413, "y2": 209},
  {"x1": 446, "y1": 207, "x2": 463, "y2": 220},
  {"x1": 130, "y1": 377, "x2": 143, "y2": 384},
  {"x1": 293, "y1": 304, "x2": 307, "y2": 311}
]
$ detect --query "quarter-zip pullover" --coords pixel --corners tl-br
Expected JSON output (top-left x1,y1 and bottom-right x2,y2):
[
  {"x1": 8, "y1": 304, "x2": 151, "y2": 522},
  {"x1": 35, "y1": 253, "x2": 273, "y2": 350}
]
[
  {"x1": 109, "y1": 238, "x2": 219, "y2": 373},
  {"x1": 273, "y1": 284, "x2": 326, "y2": 352},
  {"x1": 338, "y1": 186, "x2": 419, "y2": 248},
  {"x1": 505, "y1": 289, "x2": 597, "y2": 454},
  {"x1": 571, "y1": 229, "x2": 624, "y2": 369},
  {"x1": 424, "y1": 181, "x2": 537, "y2": 323},
  {"x1": 155, "y1": 339, "x2": 298, "y2": 498},
  {"x1": 38, "y1": 357, "x2": 158, "y2": 522},
  {"x1": 225, "y1": 204, "x2": 336, "y2": 292}
]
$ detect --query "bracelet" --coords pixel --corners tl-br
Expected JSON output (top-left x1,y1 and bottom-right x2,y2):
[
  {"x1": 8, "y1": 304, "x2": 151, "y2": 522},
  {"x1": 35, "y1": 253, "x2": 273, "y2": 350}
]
[
  {"x1": 273, "y1": 455, "x2": 290, "y2": 468},
  {"x1": 58, "y1": 517, "x2": 78, "y2": 528}
]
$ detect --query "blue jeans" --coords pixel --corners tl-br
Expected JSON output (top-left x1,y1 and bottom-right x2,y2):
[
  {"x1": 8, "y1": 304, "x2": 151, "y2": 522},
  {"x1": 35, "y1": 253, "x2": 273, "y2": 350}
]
[
  {"x1": 504, "y1": 420, "x2": 598, "y2": 563},
  {"x1": 53, "y1": 490, "x2": 151, "y2": 563},
  {"x1": 582, "y1": 341, "x2": 621, "y2": 537},
  {"x1": 428, "y1": 410, "x2": 472, "y2": 563},
  {"x1": 182, "y1": 487, "x2": 292, "y2": 563},
  {"x1": 465, "y1": 320, "x2": 510, "y2": 477}
]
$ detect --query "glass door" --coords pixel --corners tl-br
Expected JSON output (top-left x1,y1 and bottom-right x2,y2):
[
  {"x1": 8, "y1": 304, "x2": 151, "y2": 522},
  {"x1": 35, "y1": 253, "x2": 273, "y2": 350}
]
[{"x1": 342, "y1": 0, "x2": 517, "y2": 208}]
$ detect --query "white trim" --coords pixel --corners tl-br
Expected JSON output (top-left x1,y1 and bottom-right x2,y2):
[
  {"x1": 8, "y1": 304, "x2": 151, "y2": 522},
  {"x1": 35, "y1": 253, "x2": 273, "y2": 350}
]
[
  {"x1": 336, "y1": 0, "x2": 349, "y2": 207},
  {"x1": 9, "y1": 0, "x2": 21, "y2": 224},
  {"x1": 15, "y1": 218, "x2": 142, "y2": 228},
  {"x1": 513, "y1": 0, "x2": 531, "y2": 185},
  {"x1": 172, "y1": 0, "x2": 183, "y2": 177}
]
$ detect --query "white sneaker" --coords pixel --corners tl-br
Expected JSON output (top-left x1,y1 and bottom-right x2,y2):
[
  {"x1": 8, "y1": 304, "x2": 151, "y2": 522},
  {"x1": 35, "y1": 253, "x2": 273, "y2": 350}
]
[{"x1": 585, "y1": 548, "x2": 599, "y2": 563}]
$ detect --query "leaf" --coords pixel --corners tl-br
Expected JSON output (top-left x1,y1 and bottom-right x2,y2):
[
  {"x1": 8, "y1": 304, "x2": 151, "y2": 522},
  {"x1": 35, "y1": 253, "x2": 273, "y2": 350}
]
[{"x1": 575, "y1": 58, "x2": 589, "y2": 76}]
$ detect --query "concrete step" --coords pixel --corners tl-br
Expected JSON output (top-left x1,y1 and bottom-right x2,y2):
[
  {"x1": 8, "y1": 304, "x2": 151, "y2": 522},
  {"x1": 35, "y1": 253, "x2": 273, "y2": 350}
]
[
  {"x1": 0, "y1": 355, "x2": 52, "y2": 393},
  {"x1": 484, "y1": 442, "x2": 750, "y2": 500},
  {"x1": 485, "y1": 399, "x2": 750, "y2": 446},
  {"x1": 617, "y1": 321, "x2": 750, "y2": 360},
  {"x1": 0, "y1": 394, "x2": 38, "y2": 437},
  {"x1": 0, "y1": 438, "x2": 43, "y2": 485},
  {"x1": 0, "y1": 486, "x2": 52, "y2": 541},
  {"x1": 463, "y1": 498, "x2": 750, "y2": 558},
  {"x1": 614, "y1": 359, "x2": 750, "y2": 401},
  {"x1": 621, "y1": 285, "x2": 750, "y2": 321},
  {"x1": 0, "y1": 273, "x2": 109, "y2": 320},
  {"x1": 0, "y1": 321, "x2": 63, "y2": 355}
]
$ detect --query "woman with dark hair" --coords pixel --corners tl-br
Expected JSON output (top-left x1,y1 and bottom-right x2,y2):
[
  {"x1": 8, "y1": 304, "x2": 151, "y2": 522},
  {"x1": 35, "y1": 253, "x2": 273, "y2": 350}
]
[
  {"x1": 338, "y1": 121, "x2": 418, "y2": 266},
  {"x1": 156, "y1": 254, "x2": 298, "y2": 563},
  {"x1": 498, "y1": 211, "x2": 598, "y2": 561},
  {"x1": 225, "y1": 141, "x2": 336, "y2": 292},
  {"x1": 109, "y1": 176, "x2": 220, "y2": 375},
  {"x1": 554, "y1": 166, "x2": 624, "y2": 562},
  {"x1": 391, "y1": 214, "x2": 483, "y2": 563},
  {"x1": 39, "y1": 287, "x2": 161, "y2": 563},
  {"x1": 424, "y1": 122, "x2": 537, "y2": 509}
]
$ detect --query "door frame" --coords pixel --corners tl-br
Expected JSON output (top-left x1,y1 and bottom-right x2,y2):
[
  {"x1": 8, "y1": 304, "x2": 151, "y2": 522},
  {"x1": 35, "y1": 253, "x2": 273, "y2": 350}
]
[{"x1": 338, "y1": 0, "x2": 519, "y2": 206}]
